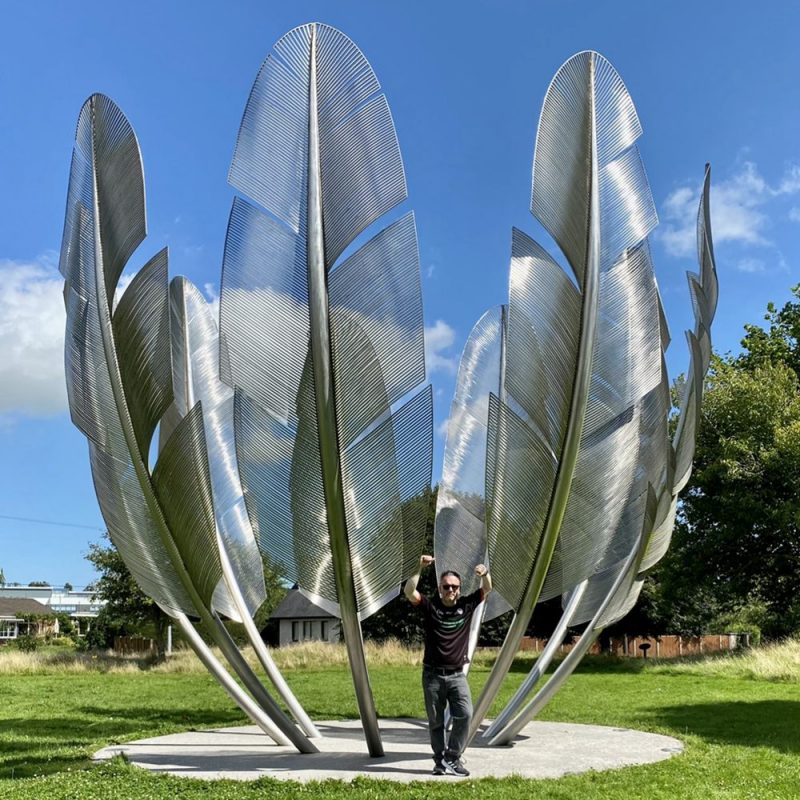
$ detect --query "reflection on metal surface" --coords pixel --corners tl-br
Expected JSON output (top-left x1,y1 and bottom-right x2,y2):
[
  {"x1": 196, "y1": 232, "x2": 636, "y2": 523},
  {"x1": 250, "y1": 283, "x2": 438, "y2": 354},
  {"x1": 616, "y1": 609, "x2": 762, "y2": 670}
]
[
  {"x1": 443, "y1": 54, "x2": 720, "y2": 744},
  {"x1": 220, "y1": 23, "x2": 431, "y2": 756},
  {"x1": 60, "y1": 93, "x2": 315, "y2": 754},
  {"x1": 166, "y1": 276, "x2": 319, "y2": 738},
  {"x1": 61, "y1": 33, "x2": 715, "y2": 760}
]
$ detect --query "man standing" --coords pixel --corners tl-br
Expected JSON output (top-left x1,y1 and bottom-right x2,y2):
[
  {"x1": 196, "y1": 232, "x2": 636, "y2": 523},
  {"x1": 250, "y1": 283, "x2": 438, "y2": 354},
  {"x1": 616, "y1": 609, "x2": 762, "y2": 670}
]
[{"x1": 405, "y1": 554, "x2": 492, "y2": 776}]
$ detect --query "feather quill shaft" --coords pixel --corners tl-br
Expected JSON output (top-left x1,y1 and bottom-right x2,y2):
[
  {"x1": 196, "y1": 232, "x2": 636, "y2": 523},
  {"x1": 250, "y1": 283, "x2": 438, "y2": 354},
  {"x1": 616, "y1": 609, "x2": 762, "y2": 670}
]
[
  {"x1": 62, "y1": 95, "x2": 315, "y2": 753},
  {"x1": 221, "y1": 23, "x2": 432, "y2": 757},
  {"x1": 166, "y1": 277, "x2": 319, "y2": 738},
  {"x1": 470, "y1": 53, "x2": 603, "y2": 737},
  {"x1": 306, "y1": 25, "x2": 380, "y2": 754}
]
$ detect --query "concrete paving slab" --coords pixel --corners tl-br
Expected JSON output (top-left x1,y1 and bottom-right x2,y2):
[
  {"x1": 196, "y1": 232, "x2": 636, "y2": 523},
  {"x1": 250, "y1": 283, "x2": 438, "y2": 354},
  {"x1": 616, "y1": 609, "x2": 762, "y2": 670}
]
[{"x1": 94, "y1": 719, "x2": 683, "y2": 783}]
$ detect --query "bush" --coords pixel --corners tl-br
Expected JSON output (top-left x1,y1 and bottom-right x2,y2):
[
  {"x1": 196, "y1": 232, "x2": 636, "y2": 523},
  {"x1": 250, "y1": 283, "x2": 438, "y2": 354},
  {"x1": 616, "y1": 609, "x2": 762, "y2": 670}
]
[
  {"x1": 46, "y1": 636, "x2": 77, "y2": 651},
  {"x1": 14, "y1": 634, "x2": 38, "y2": 653},
  {"x1": 711, "y1": 599, "x2": 771, "y2": 647}
]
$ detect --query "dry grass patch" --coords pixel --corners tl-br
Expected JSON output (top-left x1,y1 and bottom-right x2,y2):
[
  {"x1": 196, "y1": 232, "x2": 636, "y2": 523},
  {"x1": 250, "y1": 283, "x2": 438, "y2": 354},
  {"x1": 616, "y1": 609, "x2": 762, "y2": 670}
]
[
  {"x1": 652, "y1": 637, "x2": 800, "y2": 682},
  {"x1": 0, "y1": 639, "x2": 439, "y2": 675},
  {"x1": 0, "y1": 648, "x2": 144, "y2": 674}
]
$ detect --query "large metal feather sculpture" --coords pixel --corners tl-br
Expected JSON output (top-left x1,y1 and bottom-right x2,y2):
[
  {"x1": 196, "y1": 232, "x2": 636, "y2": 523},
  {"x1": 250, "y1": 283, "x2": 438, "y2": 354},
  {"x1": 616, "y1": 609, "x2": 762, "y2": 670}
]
[
  {"x1": 163, "y1": 276, "x2": 319, "y2": 738},
  {"x1": 59, "y1": 94, "x2": 316, "y2": 754},
  {"x1": 486, "y1": 165, "x2": 717, "y2": 742},
  {"x1": 219, "y1": 23, "x2": 433, "y2": 756},
  {"x1": 433, "y1": 307, "x2": 514, "y2": 670},
  {"x1": 466, "y1": 51, "x2": 676, "y2": 737}
]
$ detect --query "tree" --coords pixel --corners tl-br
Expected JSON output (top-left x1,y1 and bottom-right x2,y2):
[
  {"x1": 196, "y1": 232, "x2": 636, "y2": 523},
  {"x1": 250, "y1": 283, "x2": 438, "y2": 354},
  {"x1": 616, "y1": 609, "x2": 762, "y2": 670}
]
[
  {"x1": 738, "y1": 284, "x2": 800, "y2": 377},
  {"x1": 652, "y1": 355, "x2": 800, "y2": 639},
  {"x1": 63, "y1": 582, "x2": 73, "y2": 592},
  {"x1": 85, "y1": 534, "x2": 171, "y2": 655}
]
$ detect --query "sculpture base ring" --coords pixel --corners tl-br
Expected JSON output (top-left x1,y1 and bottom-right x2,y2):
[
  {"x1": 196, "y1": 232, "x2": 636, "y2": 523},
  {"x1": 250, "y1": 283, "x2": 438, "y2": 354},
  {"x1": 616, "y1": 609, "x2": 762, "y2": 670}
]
[{"x1": 93, "y1": 718, "x2": 683, "y2": 782}]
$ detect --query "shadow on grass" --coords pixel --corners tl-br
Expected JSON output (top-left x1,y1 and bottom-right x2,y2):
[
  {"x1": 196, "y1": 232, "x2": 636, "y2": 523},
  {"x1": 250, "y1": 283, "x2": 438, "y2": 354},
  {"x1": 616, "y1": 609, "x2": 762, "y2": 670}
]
[
  {"x1": 0, "y1": 705, "x2": 245, "y2": 780},
  {"x1": 649, "y1": 700, "x2": 800, "y2": 753}
]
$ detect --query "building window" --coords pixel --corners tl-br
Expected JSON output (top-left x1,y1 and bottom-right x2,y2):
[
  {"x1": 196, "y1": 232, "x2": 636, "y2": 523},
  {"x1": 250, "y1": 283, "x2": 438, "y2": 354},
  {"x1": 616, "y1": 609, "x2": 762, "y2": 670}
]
[
  {"x1": 303, "y1": 621, "x2": 312, "y2": 639},
  {"x1": 0, "y1": 621, "x2": 18, "y2": 639},
  {"x1": 291, "y1": 622, "x2": 299, "y2": 642},
  {"x1": 321, "y1": 620, "x2": 328, "y2": 640}
]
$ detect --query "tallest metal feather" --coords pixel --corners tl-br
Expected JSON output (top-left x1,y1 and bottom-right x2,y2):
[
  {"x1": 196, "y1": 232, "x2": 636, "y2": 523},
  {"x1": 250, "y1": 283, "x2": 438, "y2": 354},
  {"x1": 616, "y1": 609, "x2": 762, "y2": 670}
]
[
  {"x1": 469, "y1": 51, "x2": 663, "y2": 735},
  {"x1": 220, "y1": 24, "x2": 432, "y2": 757}
]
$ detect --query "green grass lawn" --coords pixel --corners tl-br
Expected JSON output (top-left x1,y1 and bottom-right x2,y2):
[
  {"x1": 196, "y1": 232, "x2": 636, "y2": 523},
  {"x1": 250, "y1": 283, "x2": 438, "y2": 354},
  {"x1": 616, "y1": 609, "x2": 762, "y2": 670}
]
[{"x1": 2, "y1": 645, "x2": 800, "y2": 799}]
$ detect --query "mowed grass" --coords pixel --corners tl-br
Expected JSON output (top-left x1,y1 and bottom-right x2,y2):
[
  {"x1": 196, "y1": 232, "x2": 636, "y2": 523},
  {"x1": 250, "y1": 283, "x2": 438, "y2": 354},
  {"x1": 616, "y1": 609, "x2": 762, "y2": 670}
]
[{"x1": 2, "y1": 641, "x2": 800, "y2": 799}]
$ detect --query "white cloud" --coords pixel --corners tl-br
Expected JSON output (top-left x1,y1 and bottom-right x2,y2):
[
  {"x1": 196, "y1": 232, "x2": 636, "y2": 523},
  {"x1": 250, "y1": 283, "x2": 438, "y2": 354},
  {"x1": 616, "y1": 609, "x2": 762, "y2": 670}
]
[
  {"x1": 204, "y1": 282, "x2": 220, "y2": 324},
  {"x1": 426, "y1": 263, "x2": 436, "y2": 279},
  {"x1": 789, "y1": 207, "x2": 800, "y2": 223},
  {"x1": 0, "y1": 257, "x2": 68, "y2": 417},
  {"x1": 437, "y1": 418, "x2": 450, "y2": 438},
  {"x1": 659, "y1": 161, "x2": 800, "y2": 258},
  {"x1": 112, "y1": 273, "x2": 136, "y2": 310},
  {"x1": 424, "y1": 319, "x2": 457, "y2": 375},
  {"x1": 778, "y1": 165, "x2": 800, "y2": 195},
  {"x1": 736, "y1": 257, "x2": 765, "y2": 274}
]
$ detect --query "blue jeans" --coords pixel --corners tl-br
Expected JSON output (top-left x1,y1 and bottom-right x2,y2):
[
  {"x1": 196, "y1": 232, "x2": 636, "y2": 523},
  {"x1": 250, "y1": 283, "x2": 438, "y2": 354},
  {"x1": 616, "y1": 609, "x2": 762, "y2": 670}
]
[{"x1": 422, "y1": 666, "x2": 473, "y2": 763}]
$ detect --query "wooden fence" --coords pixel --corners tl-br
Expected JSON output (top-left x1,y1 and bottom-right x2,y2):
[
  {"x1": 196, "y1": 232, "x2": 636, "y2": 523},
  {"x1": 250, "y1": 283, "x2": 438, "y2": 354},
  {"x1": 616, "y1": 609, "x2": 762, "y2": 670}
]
[
  {"x1": 520, "y1": 633, "x2": 750, "y2": 658},
  {"x1": 113, "y1": 635, "x2": 156, "y2": 656}
]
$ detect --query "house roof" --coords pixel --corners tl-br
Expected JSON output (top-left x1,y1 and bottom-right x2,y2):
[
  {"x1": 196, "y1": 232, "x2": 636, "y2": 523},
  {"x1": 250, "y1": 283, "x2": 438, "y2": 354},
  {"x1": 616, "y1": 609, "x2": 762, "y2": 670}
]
[
  {"x1": 270, "y1": 588, "x2": 338, "y2": 620},
  {"x1": 0, "y1": 598, "x2": 50, "y2": 618}
]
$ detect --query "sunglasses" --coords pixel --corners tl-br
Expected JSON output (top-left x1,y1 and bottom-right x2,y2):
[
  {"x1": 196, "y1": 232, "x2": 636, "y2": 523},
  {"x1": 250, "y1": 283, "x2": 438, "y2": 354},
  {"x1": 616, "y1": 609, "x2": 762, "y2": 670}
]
[{"x1": 441, "y1": 584, "x2": 460, "y2": 591}]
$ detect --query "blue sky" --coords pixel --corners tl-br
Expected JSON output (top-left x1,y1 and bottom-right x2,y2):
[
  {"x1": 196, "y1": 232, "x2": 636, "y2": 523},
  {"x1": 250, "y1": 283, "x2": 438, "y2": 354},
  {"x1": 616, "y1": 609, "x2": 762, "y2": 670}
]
[{"x1": 0, "y1": 1, "x2": 798, "y2": 588}]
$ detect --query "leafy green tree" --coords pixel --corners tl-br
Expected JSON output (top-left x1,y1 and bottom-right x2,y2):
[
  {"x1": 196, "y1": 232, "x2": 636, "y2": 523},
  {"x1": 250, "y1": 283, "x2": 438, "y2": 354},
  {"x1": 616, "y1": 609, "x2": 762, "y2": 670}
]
[
  {"x1": 85, "y1": 534, "x2": 171, "y2": 655},
  {"x1": 738, "y1": 284, "x2": 800, "y2": 376},
  {"x1": 654, "y1": 356, "x2": 800, "y2": 638}
]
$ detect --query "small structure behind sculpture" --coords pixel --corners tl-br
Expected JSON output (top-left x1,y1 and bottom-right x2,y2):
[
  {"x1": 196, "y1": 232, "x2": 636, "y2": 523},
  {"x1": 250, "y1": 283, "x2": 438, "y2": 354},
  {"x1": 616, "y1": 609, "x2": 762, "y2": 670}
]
[{"x1": 269, "y1": 588, "x2": 341, "y2": 647}]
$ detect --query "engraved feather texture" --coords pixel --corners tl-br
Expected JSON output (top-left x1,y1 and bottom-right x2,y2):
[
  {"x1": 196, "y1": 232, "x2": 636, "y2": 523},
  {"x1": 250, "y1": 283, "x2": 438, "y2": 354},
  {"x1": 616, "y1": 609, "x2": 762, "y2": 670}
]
[
  {"x1": 59, "y1": 95, "x2": 227, "y2": 621},
  {"x1": 220, "y1": 23, "x2": 431, "y2": 756},
  {"x1": 638, "y1": 164, "x2": 719, "y2": 575},
  {"x1": 164, "y1": 277, "x2": 267, "y2": 622},
  {"x1": 221, "y1": 23, "x2": 432, "y2": 619},
  {"x1": 434, "y1": 307, "x2": 512, "y2": 621},
  {"x1": 490, "y1": 51, "x2": 661, "y2": 616},
  {"x1": 60, "y1": 95, "x2": 189, "y2": 617},
  {"x1": 471, "y1": 51, "x2": 666, "y2": 733},
  {"x1": 485, "y1": 169, "x2": 719, "y2": 744}
]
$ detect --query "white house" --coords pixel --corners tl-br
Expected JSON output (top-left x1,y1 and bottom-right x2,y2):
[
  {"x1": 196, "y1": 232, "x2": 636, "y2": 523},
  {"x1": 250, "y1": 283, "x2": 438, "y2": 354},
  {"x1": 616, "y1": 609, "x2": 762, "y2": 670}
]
[
  {"x1": 0, "y1": 586, "x2": 103, "y2": 635},
  {"x1": 269, "y1": 588, "x2": 340, "y2": 646},
  {"x1": 0, "y1": 597, "x2": 53, "y2": 642}
]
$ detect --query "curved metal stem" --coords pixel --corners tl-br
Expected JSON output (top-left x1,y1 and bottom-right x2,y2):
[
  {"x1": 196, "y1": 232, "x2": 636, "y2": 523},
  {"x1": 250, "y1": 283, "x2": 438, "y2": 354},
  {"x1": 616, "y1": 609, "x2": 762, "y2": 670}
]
[
  {"x1": 208, "y1": 612, "x2": 318, "y2": 752},
  {"x1": 482, "y1": 579, "x2": 587, "y2": 740},
  {"x1": 175, "y1": 613, "x2": 290, "y2": 745},
  {"x1": 88, "y1": 108, "x2": 316, "y2": 755},
  {"x1": 175, "y1": 286, "x2": 319, "y2": 740},
  {"x1": 469, "y1": 54, "x2": 602, "y2": 743},
  {"x1": 305, "y1": 24, "x2": 382, "y2": 757},
  {"x1": 489, "y1": 623, "x2": 604, "y2": 745},
  {"x1": 217, "y1": 545, "x2": 321, "y2": 738},
  {"x1": 489, "y1": 529, "x2": 645, "y2": 745}
]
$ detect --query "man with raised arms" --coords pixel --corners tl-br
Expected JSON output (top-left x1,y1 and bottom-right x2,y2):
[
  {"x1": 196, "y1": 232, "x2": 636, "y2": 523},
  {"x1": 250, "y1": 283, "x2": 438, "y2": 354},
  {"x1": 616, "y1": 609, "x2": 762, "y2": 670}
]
[{"x1": 405, "y1": 554, "x2": 492, "y2": 776}]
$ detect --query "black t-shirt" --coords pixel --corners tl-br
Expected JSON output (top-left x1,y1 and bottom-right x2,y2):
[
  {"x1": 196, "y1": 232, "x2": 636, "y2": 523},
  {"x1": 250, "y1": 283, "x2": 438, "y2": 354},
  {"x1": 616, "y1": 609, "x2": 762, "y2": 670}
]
[{"x1": 416, "y1": 588, "x2": 484, "y2": 669}]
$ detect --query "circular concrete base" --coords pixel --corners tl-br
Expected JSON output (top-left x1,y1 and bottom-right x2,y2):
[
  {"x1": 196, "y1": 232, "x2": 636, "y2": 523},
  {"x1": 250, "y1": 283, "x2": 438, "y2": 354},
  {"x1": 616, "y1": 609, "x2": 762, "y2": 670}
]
[{"x1": 93, "y1": 719, "x2": 683, "y2": 783}]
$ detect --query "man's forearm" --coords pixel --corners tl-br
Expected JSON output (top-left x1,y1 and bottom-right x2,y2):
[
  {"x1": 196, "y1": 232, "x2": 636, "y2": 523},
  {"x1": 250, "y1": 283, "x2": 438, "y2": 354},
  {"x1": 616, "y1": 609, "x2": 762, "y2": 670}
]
[
  {"x1": 480, "y1": 571, "x2": 493, "y2": 594},
  {"x1": 404, "y1": 571, "x2": 421, "y2": 600}
]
